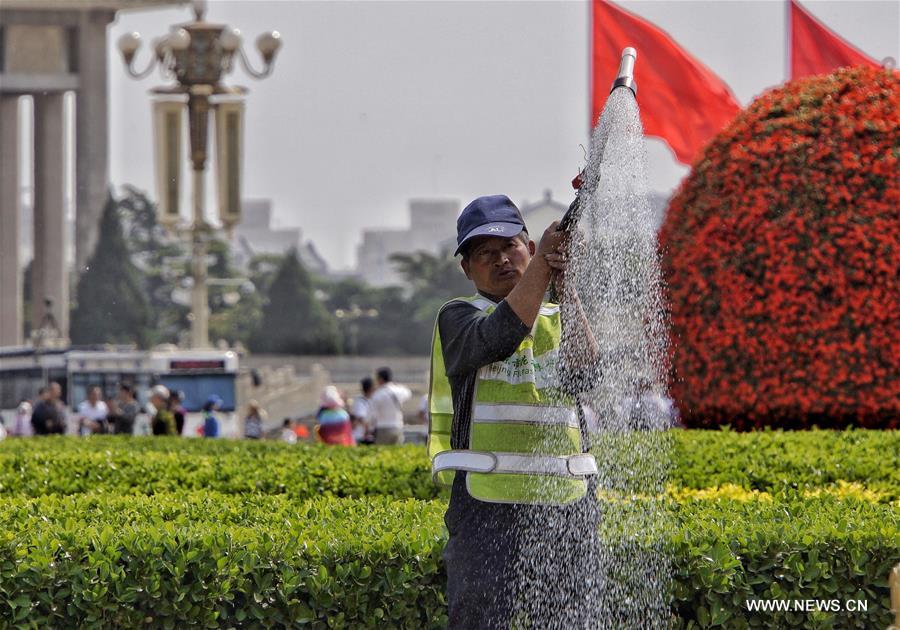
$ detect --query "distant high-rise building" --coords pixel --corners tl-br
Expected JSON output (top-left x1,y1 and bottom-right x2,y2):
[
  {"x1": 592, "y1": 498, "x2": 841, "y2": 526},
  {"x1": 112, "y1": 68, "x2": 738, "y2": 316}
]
[
  {"x1": 354, "y1": 190, "x2": 671, "y2": 290},
  {"x1": 356, "y1": 198, "x2": 460, "y2": 287},
  {"x1": 232, "y1": 199, "x2": 328, "y2": 276}
]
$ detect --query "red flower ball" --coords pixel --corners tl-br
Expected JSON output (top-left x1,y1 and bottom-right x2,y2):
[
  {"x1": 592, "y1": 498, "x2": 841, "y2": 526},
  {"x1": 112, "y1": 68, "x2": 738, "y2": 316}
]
[{"x1": 659, "y1": 66, "x2": 899, "y2": 430}]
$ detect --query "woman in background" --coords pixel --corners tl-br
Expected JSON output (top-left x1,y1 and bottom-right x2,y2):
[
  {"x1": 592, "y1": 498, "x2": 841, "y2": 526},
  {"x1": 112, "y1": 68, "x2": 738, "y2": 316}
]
[
  {"x1": 315, "y1": 386, "x2": 354, "y2": 446},
  {"x1": 244, "y1": 400, "x2": 266, "y2": 439}
]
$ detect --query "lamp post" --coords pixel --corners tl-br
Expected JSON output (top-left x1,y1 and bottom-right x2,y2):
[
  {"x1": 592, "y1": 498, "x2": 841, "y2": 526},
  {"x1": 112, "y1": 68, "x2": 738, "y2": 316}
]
[
  {"x1": 334, "y1": 305, "x2": 380, "y2": 355},
  {"x1": 117, "y1": 0, "x2": 281, "y2": 348}
]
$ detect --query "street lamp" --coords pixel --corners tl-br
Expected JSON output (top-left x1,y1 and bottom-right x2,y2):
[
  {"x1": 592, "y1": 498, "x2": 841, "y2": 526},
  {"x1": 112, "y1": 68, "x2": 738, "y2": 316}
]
[
  {"x1": 117, "y1": 0, "x2": 281, "y2": 348},
  {"x1": 334, "y1": 305, "x2": 380, "y2": 355}
]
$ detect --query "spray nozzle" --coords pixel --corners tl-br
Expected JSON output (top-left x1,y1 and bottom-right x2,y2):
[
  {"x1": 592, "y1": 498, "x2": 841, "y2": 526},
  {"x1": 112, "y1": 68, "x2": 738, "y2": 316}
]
[{"x1": 611, "y1": 47, "x2": 637, "y2": 96}]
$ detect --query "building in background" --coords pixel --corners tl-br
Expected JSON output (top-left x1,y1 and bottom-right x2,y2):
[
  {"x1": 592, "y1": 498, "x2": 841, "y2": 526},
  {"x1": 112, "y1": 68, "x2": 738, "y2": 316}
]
[
  {"x1": 520, "y1": 190, "x2": 571, "y2": 235},
  {"x1": 430, "y1": 188, "x2": 671, "y2": 267},
  {"x1": 519, "y1": 189, "x2": 671, "y2": 234},
  {"x1": 232, "y1": 199, "x2": 329, "y2": 276},
  {"x1": 356, "y1": 199, "x2": 459, "y2": 287},
  {"x1": 0, "y1": 0, "x2": 182, "y2": 347}
]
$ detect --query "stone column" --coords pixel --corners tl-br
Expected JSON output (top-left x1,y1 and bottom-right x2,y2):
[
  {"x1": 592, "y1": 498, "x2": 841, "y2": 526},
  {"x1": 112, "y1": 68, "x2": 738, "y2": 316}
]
[
  {"x1": 32, "y1": 92, "x2": 69, "y2": 340},
  {"x1": 74, "y1": 10, "x2": 114, "y2": 274},
  {"x1": 0, "y1": 96, "x2": 23, "y2": 346}
]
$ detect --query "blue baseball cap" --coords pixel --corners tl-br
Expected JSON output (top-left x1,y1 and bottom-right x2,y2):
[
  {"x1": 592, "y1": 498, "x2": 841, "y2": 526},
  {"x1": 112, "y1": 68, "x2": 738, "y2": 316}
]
[
  {"x1": 455, "y1": 195, "x2": 526, "y2": 256},
  {"x1": 205, "y1": 394, "x2": 223, "y2": 408}
]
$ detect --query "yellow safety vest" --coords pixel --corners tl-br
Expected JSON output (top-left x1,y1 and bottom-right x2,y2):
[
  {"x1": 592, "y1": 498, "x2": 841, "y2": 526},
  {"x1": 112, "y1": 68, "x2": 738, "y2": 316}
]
[{"x1": 428, "y1": 295, "x2": 597, "y2": 505}]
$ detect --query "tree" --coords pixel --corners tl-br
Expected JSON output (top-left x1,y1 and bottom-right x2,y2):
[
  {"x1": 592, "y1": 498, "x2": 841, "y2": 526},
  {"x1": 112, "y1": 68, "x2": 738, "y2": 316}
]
[
  {"x1": 316, "y1": 277, "x2": 411, "y2": 355},
  {"x1": 389, "y1": 249, "x2": 473, "y2": 353},
  {"x1": 70, "y1": 192, "x2": 151, "y2": 347},
  {"x1": 249, "y1": 249, "x2": 341, "y2": 354},
  {"x1": 117, "y1": 186, "x2": 188, "y2": 345},
  {"x1": 208, "y1": 253, "x2": 281, "y2": 348}
]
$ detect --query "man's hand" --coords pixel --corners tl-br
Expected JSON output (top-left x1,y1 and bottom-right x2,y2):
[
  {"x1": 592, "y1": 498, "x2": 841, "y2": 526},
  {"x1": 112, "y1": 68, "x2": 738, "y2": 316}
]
[
  {"x1": 545, "y1": 228, "x2": 586, "y2": 301},
  {"x1": 536, "y1": 221, "x2": 567, "y2": 260}
]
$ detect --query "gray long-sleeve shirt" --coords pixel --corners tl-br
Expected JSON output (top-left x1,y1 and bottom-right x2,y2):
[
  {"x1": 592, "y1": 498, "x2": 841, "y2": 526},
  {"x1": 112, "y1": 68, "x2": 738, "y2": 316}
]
[{"x1": 438, "y1": 297, "x2": 531, "y2": 450}]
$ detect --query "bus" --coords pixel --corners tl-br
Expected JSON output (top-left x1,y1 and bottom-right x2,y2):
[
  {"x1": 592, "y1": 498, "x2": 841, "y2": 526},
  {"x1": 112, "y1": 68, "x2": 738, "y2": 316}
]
[{"x1": 0, "y1": 345, "x2": 239, "y2": 437}]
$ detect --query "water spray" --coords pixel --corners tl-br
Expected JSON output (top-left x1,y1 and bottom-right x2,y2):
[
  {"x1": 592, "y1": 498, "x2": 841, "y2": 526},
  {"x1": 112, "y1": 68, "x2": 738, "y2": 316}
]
[
  {"x1": 552, "y1": 47, "x2": 638, "y2": 305},
  {"x1": 514, "y1": 43, "x2": 672, "y2": 627},
  {"x1": 558, "y1": 47, "x2": 638, "y2": 234}
]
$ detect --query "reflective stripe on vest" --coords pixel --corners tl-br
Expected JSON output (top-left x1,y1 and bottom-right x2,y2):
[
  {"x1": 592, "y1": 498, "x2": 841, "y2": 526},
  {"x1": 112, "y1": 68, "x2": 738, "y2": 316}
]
[
  {"x1": 427, "y1": 295, "x2": 597, "y2": 505},
  {"x1": 472, "y1": 403, "x2": 578, "y2": 427},
  {"x1": 433, "y1": 451, "x2": 598, "y2": 477}
]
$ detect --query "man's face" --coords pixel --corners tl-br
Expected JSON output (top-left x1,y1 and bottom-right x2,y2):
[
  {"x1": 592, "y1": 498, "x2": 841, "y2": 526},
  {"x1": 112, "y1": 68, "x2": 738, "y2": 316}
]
[
  {"x1": 49, "y1": 383, "x2": 61, "y2": 401},
  {"x1": 461, "y1": 235, "x2": 534, "y2": 298},
  {"x1": 88, "y1": 387, "x2": 100, "y2": 404}
]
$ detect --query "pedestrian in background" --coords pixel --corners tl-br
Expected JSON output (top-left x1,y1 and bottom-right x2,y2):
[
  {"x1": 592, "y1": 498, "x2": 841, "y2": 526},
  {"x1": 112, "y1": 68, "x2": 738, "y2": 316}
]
[
  {"x1": 13, "y1": 401, "x2": 33, "y2": 437},
  {"x1": 350, "y1": 377, "x2": 374, "y2": 445},
  {"x1": 621, "y1": 378, "x2": 680, "y2": 430},
  {"x1": 281, "y1": 418, "x2": 298, "y2": 444},
  {"x1": 315, "y1": 386, "x2": 354, "y2": 446},
  {"x1": 169, "y1": 391, "x2": 187, "y2": 436},
  {"x1": 76, "y1": 385, "x2": 109, "y2": 435},
  {"x1": 149, "y1": 385, "x2": 176, "y2": 436},
  {"x1": 32, "y1": 383, "x2": 66, "y2": 435},
  {"x1": 244, "y1": 400, "x2": 266, "y2": 439},
  {"x1": 370, "y1": 367, "x2": 411, "y2": 445},
  {"x1": 111, "y1": 384, "x2": 140, "y2": 435},
  {"x1": 203, "y1": 395, "x2": 223, "y2": 438}
]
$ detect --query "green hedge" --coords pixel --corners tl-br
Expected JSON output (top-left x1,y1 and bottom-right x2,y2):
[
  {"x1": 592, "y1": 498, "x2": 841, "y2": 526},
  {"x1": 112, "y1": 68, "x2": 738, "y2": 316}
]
[
  {"x1": 1, "y1": 430, "x2": 896, "y2": 499},
  {"x1": 0, "y1": 432, "x2": 896, "y2": 627},
  {"x1": 667, "y1": 428, "x2": 900, "y2": 498},
  {"x1": 0, "y1": 492, "x2": 896, "y2": 628},
  {"x1": 670, "y1": 496, "x2": 899, "y2": 628},
  {"x1": 0, "y1": 494, "x2": 447, "y2": 628},
  {"x1": 0, "y1": 440, "x2": 438, "y2": 500}
]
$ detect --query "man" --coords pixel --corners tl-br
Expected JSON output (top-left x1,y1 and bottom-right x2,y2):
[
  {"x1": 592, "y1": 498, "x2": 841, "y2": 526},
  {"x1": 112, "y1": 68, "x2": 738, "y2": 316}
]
[
  {"x1": 31, "y1": 383, "x2": 66, "y2": 435},
  {"x1": 369, "y1": 367, "x2": 411, "y2": 445},
  {"x1": 76, "y1": 385, "x2": 109, "y2": 435},
  {"x1": 427, "y1": 194, "x2": 600, "y2": 628},
  {"x1": 349, "y1": 377, "x2": 375, "y2": 444}
]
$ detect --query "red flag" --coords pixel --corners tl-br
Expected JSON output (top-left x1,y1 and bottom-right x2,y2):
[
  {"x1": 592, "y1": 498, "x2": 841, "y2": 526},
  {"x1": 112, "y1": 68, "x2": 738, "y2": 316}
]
[
  {"x1": 790, "y1": 0, "x2": 881, "y2": 79},
  {"x1": 592, "y1": 0, "x2": 741, "y2": 165}
]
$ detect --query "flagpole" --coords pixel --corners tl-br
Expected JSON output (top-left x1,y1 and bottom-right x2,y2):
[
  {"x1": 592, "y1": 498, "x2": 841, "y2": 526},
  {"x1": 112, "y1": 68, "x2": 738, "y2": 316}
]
[
  {"x1": 785, "y1": 0, "x2": 792, "y2": 82},
  {"x1": 587, "y1": 0, "x2": 594, "y2": 138}
]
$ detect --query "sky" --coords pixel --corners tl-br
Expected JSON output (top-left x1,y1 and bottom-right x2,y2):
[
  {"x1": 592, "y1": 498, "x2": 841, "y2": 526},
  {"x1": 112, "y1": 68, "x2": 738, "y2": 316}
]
[{"x1": 107, "y1": 0, "x2": 900, "y2": 270}]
